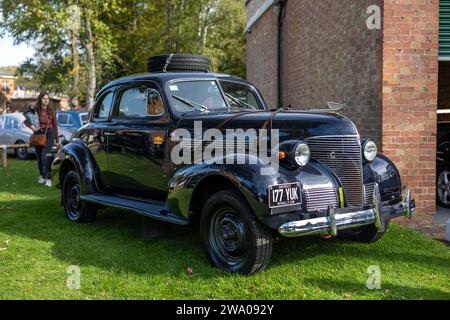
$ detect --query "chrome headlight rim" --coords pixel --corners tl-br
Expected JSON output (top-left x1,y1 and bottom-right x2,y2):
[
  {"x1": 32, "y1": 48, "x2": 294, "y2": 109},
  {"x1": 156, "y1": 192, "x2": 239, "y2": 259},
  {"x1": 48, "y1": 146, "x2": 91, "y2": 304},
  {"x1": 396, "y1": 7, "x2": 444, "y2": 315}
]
[
  {"x1": 363, "y1": 140, "x2": 378, "y2": 162},
  {"x1": 294, "y1": 142, "x2": 310, "y2": 167}
]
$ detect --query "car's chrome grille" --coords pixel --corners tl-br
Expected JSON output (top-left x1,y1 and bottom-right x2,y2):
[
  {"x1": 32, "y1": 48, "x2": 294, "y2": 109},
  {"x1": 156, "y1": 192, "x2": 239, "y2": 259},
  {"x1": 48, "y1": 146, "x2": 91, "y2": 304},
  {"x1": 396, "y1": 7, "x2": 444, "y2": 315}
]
[
  {"x1": 364, "y1": 183, "x2": 375, "y2": 205},
  {"x1": 305, "y1": 187, "x2": 338, "y2": 212},
  {"x1": 306, "y1": 136, "x2": 364, "y2": 206}
]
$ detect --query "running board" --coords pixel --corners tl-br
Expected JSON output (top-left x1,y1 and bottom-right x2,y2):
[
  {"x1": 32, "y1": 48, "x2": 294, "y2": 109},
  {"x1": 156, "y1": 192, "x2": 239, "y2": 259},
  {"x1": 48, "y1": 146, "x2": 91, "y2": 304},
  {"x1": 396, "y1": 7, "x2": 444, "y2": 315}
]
[{"x1": 80, "y1": 194, "x2": 189, "y2": 226}]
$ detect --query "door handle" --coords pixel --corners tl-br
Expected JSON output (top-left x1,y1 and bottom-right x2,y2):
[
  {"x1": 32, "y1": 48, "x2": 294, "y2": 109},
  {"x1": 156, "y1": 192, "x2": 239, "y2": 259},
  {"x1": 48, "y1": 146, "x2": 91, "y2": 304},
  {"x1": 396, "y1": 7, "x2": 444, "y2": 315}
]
[{"x1": 104, "y1": 132, "x2": 116, "y2": 136}]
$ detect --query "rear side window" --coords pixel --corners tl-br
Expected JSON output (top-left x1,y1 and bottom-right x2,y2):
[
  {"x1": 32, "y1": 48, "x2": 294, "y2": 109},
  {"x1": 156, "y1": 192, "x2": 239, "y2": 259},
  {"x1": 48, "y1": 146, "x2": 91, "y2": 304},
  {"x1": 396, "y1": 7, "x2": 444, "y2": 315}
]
[{"x1": 94, "y1": 92, "x2": 114, "y2": 119}]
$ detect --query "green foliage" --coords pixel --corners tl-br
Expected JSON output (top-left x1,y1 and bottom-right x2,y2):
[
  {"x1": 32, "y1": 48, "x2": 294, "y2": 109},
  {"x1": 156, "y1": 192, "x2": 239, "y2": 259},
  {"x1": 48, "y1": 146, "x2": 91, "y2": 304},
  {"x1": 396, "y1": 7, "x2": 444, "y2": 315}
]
[{"x1": 0, "y1": 0, "x2": 247, "y2": 102}]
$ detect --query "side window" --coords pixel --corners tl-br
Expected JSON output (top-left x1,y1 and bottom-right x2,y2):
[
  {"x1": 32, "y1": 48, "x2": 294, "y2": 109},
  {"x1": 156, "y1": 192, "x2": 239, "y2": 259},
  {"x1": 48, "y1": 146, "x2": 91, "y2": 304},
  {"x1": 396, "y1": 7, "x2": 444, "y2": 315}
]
[
  {"x1": 0, "y1": 117, "x2": 4, "y2": 128},
  {"x1": 4, "y1": 117, "x2": 12, "y2": 129},
  {"x1": 12, "y1": 119, "x2": 19, "y2": 129},
  {"x1": 146, "y1": 89, "x2": 165, "y2": 116},
  {"x1": 117, "y1": 87, "x2": 165, "y2": 118},
  {"x1": 58, "y1": 114, "x2": 68, "y2": 125},
  {"x1": 67, "y1": 114, "x2": 74, "y2": 125},
  {"x1": 94, "y1": 92, "x2": 114, "y2": 119}
]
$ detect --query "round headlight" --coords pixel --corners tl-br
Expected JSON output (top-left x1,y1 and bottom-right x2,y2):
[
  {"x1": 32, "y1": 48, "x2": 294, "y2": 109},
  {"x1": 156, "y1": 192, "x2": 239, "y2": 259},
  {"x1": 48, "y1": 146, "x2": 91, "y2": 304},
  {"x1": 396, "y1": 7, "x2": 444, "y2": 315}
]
[
  {"x1": 294, "y1": 143, "x2": 310, "y2": 167},
  {"x1": 363, "y1": 140, "x2": 378, "y2": 162}
]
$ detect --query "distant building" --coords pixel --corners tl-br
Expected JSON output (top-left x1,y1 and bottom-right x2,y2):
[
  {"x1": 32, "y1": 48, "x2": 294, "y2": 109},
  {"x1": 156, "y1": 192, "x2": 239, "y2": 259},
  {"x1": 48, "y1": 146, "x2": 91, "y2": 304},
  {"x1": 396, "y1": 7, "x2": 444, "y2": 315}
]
[{"x1": 0, "y1": 71, "x2": 17, "y2": 100}]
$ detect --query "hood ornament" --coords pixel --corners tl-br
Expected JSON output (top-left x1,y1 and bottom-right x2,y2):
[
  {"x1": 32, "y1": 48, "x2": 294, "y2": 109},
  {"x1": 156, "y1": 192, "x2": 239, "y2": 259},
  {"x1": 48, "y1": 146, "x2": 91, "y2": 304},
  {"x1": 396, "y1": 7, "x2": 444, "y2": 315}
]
[
  {"x1": 327, "y1": 102, "x2": 345, "y2": 112},
  {"x1": 307, "y1": 101, "x2": 346, "y2": 114}
]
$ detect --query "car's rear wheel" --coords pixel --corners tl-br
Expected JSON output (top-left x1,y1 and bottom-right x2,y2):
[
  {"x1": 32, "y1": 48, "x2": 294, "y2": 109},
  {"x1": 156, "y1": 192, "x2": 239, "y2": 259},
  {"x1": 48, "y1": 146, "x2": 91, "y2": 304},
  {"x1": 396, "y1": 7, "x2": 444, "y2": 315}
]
[
  {"x1": 62, "y1": 170, "x2": 97, "y2": 223},
  {"x1": 200, "y1": 190, "x2": 273, "y2": 275},
  {"x1": 14, "y1": 140, "x2": 29, "y2": 160}
]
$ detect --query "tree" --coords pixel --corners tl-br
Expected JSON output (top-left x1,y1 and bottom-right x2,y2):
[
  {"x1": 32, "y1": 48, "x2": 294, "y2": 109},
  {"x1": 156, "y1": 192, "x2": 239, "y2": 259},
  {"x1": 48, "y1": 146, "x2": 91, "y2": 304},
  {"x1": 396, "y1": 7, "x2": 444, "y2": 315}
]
[{"x1": 1, "y1": 0, "x2": 248, "y2": 108}]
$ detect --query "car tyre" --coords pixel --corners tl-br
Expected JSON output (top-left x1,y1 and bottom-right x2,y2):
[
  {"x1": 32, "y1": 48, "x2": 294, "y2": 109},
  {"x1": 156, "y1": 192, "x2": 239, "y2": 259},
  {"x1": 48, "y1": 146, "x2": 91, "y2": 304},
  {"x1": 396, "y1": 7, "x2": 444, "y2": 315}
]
[
  {"x1": 200, "y1": 189, "x2": 273, "y2": 275},
  {"x1": 147, "y1": 54, "x2": 211, "y2": 73},
  {"x1": 436, "y1": 168, "x2": 450, "y2": 208},
  {"x1": 15, "y1": 140, "x2": 29, "y2": 160},
  {"x1": 62, "y1": 170, "x2": 97, "y2": 223}
]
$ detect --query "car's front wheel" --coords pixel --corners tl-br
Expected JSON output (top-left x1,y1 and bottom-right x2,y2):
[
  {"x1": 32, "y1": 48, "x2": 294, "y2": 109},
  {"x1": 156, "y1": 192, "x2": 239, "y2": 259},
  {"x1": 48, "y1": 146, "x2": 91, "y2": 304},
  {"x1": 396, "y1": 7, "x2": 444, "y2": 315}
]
[
  {"x1": 200, "y1": 190, "x2": 273, "y2": 275},
  {"x1": 62, "y1": 170, "x2": 97, "y2": 223}
]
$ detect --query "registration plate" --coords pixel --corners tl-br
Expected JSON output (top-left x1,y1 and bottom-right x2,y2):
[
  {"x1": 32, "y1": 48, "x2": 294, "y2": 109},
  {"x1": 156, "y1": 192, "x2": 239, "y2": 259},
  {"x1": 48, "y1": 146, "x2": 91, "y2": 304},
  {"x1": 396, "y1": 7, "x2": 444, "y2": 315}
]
[{"x1": 268, "y1": 183, "x2": 302, "y2": 209}]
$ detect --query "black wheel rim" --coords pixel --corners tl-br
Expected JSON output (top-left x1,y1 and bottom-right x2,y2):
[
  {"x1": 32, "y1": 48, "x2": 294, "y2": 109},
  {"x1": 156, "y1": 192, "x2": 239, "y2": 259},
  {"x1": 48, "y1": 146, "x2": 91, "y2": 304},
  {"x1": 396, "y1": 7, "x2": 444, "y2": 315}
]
[
  {"x1": 438, "y1": 171, "x2": 450, "y2": 206},
  {"x1": 209, "y1": 207, "x2": 249, "y2": 267},
  {"x1": 15, "y1": 146, "x2": 27, "y2": 159},
  {"x1": 65, "y1": 178, "x2": 81, "y2": 220}
]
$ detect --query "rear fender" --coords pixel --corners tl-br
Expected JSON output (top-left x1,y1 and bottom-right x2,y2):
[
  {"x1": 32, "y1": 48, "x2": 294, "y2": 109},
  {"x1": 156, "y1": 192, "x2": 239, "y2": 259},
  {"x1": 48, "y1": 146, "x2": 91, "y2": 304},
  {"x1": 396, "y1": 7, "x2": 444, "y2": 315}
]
[{"x1": 52, "y1": 138, "x2": 101, "y2": 196}]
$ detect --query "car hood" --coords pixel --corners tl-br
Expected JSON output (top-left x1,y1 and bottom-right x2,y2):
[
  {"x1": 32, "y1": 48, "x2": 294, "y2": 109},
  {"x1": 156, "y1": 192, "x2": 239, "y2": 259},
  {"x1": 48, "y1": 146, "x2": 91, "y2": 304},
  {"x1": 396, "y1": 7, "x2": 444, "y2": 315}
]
[{"x1": 176, "y1": 110, "x2": 358, "y2": 140}]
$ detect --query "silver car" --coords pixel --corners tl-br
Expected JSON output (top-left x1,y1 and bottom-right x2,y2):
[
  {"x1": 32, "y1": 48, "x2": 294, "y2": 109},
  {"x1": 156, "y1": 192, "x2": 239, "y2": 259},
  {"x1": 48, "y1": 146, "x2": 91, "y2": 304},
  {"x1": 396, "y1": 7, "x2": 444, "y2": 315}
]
[{"x1": 0, "y1": 113, "x2": 35, "y2": 160}]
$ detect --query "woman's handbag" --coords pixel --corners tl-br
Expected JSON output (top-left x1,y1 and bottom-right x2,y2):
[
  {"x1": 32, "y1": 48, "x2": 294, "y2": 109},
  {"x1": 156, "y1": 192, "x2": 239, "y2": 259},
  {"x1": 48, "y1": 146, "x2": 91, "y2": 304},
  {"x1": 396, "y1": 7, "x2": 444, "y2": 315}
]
[{"x1": 29, "y1": 127, "x2": 48, "y2": 148}]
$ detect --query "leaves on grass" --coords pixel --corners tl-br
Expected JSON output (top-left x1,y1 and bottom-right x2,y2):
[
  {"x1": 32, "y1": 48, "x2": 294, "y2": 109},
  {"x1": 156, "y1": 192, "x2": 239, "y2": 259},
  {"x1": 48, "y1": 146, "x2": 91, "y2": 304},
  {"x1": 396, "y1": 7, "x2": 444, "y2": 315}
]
[
  {"x1": 187, "y1": 267, "x2": 193, "y2": 275},
  {"x1": 0, "y1": 239, "x2": 11, "y2": 251},
  {"x1": 0, "y1": 206, "x2": 14, "y2": 211}
]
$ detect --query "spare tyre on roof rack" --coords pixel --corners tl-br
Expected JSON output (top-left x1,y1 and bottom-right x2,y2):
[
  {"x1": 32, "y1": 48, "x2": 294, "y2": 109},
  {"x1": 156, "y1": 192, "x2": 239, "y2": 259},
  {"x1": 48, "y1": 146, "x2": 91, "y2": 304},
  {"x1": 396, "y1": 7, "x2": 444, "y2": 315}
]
[{"x1": 147, "y1": 54, "x2": 211, "y2": 73}]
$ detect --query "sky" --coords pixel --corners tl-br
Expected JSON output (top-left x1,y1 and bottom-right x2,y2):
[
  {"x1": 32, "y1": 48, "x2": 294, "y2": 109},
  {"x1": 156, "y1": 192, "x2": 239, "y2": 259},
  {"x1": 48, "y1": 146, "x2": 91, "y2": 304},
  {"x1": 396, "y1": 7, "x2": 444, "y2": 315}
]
[{"x1": 0, "y1": 34, "x2": 35, "y2": 67}]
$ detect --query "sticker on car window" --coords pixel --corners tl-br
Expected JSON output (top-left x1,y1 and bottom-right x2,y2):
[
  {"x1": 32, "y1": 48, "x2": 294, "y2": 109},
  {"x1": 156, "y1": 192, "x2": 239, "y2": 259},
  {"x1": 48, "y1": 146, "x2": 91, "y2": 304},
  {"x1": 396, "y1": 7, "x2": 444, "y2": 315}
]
[{"x1": 169, "y1": 85, "x2": 179, "y2": 92}]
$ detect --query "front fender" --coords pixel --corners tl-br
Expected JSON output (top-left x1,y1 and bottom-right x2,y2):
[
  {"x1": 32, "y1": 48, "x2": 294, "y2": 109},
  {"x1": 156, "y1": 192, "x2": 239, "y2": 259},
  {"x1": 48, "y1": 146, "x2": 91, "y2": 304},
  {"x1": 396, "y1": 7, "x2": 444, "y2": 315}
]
[
  {"x1": 51, "y1": 138, "x2": 101, "y2": 196},
  {"x1": 168, "y1": 155, "x2": 274, "y2": 221},
  {"x1": 366, "y1": 154, "x2": 403, "y2": 203}
]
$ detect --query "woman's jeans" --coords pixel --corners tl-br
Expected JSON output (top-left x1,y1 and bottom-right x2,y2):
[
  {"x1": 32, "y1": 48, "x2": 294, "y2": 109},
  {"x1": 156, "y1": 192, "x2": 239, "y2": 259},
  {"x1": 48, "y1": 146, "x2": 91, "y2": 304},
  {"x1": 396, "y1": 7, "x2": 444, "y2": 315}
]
[{"x1": 35, "y1": 128, "x2": 55, "y2": 179}]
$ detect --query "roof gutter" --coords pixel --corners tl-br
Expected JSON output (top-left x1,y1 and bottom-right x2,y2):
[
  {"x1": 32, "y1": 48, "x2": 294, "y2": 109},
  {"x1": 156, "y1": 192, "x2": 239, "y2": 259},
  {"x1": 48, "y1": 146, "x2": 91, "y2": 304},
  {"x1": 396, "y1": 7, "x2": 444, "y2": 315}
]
[{"x1": 246, "y1": 0, "x2": 277, "y2": 33}]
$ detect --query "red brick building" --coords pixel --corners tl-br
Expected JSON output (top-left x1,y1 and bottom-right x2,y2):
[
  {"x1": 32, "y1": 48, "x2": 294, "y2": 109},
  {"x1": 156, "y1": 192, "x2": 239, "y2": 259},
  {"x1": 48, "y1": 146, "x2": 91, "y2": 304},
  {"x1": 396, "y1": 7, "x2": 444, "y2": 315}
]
[{"x1": 246, "y1": 0, "x2": 450, "y2": 232}]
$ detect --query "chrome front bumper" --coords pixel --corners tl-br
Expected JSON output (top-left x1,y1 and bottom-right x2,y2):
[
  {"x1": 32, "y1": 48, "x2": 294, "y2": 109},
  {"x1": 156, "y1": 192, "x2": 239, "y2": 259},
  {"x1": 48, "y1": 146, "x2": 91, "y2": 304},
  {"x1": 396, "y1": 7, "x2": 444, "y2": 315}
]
[{"x1": 278, "y1": 186, "x2": 415, "y2": 238}]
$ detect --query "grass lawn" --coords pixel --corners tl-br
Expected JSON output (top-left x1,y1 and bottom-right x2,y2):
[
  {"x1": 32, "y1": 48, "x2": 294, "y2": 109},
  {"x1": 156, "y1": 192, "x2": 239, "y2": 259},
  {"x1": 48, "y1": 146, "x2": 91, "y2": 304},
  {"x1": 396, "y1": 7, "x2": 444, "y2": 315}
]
[{"x1": 0, "y1": 158, "x2": 449, "y2": 300}]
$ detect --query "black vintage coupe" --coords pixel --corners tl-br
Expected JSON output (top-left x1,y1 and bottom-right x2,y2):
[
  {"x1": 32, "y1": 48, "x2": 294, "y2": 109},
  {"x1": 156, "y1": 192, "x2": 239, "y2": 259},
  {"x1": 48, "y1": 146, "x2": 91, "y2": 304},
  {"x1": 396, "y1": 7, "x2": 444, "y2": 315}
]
[{"x1": 52, "y1": 54, "x2": 414, "y2": 275}]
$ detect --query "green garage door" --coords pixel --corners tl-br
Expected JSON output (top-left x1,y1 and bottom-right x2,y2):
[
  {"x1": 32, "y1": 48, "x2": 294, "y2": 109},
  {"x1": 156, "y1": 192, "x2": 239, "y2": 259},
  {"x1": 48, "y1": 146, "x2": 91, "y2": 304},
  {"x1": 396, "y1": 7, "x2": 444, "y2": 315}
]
[{"x1": 441, "y1": 0, "x2": 450, "y2": 60}]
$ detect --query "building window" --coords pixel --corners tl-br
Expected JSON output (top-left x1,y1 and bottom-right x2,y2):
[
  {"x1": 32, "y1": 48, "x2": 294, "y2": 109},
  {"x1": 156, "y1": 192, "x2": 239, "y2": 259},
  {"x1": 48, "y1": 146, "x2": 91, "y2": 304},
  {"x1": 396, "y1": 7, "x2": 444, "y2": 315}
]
[{"x1": 2, "y1": 80, "x2": 8, "y2": 92}]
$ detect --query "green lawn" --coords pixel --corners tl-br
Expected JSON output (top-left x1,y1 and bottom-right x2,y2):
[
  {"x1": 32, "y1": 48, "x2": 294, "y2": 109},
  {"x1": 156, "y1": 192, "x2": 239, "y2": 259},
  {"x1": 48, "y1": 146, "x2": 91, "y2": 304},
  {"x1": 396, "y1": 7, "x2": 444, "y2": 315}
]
[{"x1": 0, "y1": 158, "x2": 449, "y2": 300}]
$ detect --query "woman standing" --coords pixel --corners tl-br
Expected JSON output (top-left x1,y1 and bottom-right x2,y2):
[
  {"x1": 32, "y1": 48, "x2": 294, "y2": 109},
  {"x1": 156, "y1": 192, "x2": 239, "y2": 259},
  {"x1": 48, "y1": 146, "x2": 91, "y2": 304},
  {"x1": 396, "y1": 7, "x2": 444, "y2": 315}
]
[{"x1": 24, "y1": 92, "x2": 60, "y2": 187}]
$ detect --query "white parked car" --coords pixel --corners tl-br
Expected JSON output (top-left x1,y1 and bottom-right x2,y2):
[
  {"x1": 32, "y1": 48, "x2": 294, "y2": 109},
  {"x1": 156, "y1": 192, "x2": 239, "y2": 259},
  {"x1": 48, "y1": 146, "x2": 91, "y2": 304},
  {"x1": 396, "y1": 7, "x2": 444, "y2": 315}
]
[{"x1": 0, "y1": 113, "x2": 35, "y2": 160}]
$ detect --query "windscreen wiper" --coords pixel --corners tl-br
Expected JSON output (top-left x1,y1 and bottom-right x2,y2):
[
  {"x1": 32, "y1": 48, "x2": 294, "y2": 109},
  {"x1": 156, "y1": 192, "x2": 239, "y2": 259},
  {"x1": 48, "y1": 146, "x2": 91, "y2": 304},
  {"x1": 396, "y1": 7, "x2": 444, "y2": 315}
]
[
  {"x1": 224, "y1": 93, "x2": 256, "y2": 110},
  {"x1": 172, "y1": 95, "x2": 208, "y2": 112}
]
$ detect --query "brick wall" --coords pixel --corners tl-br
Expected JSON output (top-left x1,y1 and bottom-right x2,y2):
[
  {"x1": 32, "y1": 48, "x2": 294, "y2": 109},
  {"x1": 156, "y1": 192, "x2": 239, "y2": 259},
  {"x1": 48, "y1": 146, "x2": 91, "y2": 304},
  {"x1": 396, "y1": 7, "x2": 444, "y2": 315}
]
[
  {"x1": 247, "y1": 1, "x2": 278, "y2": 107},
  {"x1": 247, "y1": 0, "x2": 383, "y2": 146},
  {"x1": 382, "y1": 0, "x2": 439, "y2": 226},
  {"x1": 247, "y1": 0, "x2": 440, "y2": 226}
]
